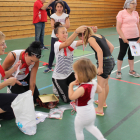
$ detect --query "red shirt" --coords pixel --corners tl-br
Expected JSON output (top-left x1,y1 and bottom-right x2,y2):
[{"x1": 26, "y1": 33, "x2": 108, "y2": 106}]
[
  {"x1": 76, "y1": 84, "x2": 93, "y2": 106},
  {"x1": 33, "y1": 0, "x2": 47, "y2": 24}
]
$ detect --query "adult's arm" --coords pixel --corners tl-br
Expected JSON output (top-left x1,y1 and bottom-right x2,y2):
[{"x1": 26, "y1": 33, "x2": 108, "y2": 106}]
[
  {"x1": 137, "y1": 22, "x2": 140, "y2": 43},
  {"x1": 29, "y1": 61, "x2": 39, "y2": 95},
  {"x1": 106, "y1": 39, "x2": 114, "y2": 54},
  {"x1": 116, "y1": 21, "x2": 128, "y2": 44},
  {"x1": 2, "y1": 52, "x2": 19, "y2": 79},
  {"x1": 41, "y1": 0, "x2": 54, "y2": 10},
  {"x1": 63, "y1": 1, "x2": 70, "y2": 14},
  {"x1": 88, "y1": 37, "x2": 103, "y2": 75}
]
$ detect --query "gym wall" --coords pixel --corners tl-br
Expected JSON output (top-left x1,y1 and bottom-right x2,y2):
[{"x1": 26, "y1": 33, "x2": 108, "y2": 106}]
[{"x1": 0, "y1": 0, "x2": 139, "y2": 40}]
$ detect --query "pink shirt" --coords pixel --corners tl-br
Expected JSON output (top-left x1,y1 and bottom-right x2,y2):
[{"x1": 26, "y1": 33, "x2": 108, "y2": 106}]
[{"x1": 116, "y1": 9, "x2": 139, "y2": 39}]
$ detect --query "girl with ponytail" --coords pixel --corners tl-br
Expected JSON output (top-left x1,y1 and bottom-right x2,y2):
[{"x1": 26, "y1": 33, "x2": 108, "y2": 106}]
[
  {"x1": 52, "y1": 24, "x2": 87, "y2": 103},
  {"x1": 78, "y1": 27, "x2": 115, "y2": 116}
]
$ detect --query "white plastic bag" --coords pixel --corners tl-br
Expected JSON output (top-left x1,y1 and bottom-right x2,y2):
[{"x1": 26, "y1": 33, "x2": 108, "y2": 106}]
[
  {"x1": 35, "y1": 111, "x2": 49, "y2": 124},
  {"x1": 48, "y1": 108, "x2": 64, "y2": 119},
  {"x1": 11, "y1": 90, "x2": 37, "y2": 135}
]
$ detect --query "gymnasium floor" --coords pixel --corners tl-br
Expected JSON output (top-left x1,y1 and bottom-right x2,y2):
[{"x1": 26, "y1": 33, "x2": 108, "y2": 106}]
[{"x1": 0, "y1": 27, "x2": 140, "y2": 140}]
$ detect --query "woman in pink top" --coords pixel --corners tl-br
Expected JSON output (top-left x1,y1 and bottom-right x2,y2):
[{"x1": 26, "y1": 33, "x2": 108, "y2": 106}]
[{"x1": 116, "y1": 0, "x2": 140, "y2": 78}]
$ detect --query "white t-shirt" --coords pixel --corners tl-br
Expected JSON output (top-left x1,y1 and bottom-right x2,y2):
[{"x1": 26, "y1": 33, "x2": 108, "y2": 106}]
[
  {"x1": 52, "y1": 41, "x2": 77, "y2": 79},
  {"x1": 50, "y1": 13, "x2": 69, "y2": 38}
]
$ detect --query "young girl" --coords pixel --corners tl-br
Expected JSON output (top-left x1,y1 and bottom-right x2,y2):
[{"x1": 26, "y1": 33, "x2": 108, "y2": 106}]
[
  {"x1": 69, "y1": 58, "x2": 106, "y2": 140},
  {"x1": 44, "y1": 0, "x2": 70, "y2": 73},
  {"x1": 0, "y1": 31, "x2": 20, "y2": 120},
  {"x1": 78, "y1": 27, "x2": 115, "y2": 116},
  {"x1": 52, "y1": 24, "x2": 87, "y2": 103}
]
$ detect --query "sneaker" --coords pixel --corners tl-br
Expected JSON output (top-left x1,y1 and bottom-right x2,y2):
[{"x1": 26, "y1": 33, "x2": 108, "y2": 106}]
[
  {"x1": 129, "y1": 70, "x2": 140, "y2": 78},
  {"x1": 52, "y1": 63, "x2": 56, "y2": 67},
  {"x1": 44, "y1": 67, "x2": 52, "y2": 73},
  {"x1": 41, "y1": 46, "x2": 49, "y2": 50},
  {"x1": 116, "y1": 71, "x2": 122, "y2": 79}
]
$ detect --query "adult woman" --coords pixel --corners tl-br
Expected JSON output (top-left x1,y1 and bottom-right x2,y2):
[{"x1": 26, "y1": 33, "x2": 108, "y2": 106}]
[
  {"x1": 0, "y1": 31, "x2": 20, "y2": 120},
  {"x1": 44, "y1": 0, "x2": 70, "y2": 73},
  {"x1": 116, "y1": 0, "x2": 140, "y2": 78},
  {"x1": 2, "y1": 41, "x2": 42, "y2": 103},
  {"x1": 78, "y1": 27, "x2": 115, "y2": 116}
]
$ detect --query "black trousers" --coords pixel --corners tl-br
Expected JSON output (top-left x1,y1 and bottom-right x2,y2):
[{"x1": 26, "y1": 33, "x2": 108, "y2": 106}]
[
  {"x1": 0, "y1": 93, "x2": 17, "y2": 120},
  {"x1": 52, "y1": 73, "x2": 75, "y2": 103},
  {"x1": 118, "y1": 37, "x2": 139, "y2": 60},
  {"x1": 48, "y1": 37, "x2": 57, "y2": 68},
  {"x1": 8, "y1": 73, "x2": 39, "y2": 103}
]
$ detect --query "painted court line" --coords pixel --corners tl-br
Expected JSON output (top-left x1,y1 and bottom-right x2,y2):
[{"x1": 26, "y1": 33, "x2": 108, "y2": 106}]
[
  {"x1": 109, "y1": 77, "x2": 140, "y2": 86},
  {"x1": 38, "y1": 46, "x2": 120, "y2": 69},
  {"x1": 38, "y1": 59, "x2": 140, "y2": 91},
  {"x1": 104, "y1": 104, "x2": 140, "y2": 137}
]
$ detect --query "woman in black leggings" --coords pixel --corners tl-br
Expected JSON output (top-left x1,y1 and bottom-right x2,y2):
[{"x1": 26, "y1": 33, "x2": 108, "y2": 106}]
[{"x1": 116, "y1": 0, "x2": 140, "y2": 78}]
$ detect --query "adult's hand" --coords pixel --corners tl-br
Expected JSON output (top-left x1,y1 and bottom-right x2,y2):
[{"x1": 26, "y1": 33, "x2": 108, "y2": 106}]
[
  {"x1": 122, "y1": 38, "x2": 129, "y2": 44},
  {"x1": 137, "y1": 38, "x2": 140, "y2": 43}
]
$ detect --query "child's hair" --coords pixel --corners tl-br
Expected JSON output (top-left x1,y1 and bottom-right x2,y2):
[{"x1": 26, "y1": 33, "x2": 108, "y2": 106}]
[
  {"x1": 78, "y1": 27, "x2": 95, "y2": 46},
  {"x1": 54, "y1": 22, "x2": 64, "y2": 35},
  {"x1": 0, "y1": 31, "x2": 5, "y2": 40},
  {"x1": 55, "y1": 1, "x2": 64, "y2": 12},
  {"x1": 73, "y1": 58, "x2": 97, "y2": 83},
  {"x1": 25, "y1": 41, "x2": 42, "y2": 59}
]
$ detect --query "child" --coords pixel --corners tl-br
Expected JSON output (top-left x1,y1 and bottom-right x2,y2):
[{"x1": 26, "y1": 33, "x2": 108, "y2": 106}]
[
  {"x1": 69, "y1": 58, "x2": 107, "y2": 140},
  {"x1": 78, "y1": 27, "x2": 115, "y2": 116},
  {"x1": 0, "y1": 31, "x2": 20, "y2": 120},
  {"x1": 44, "y1": 0, "x2": 70, "y2": 73},
  {"x1": 52, "y1": 23, "x2": 87, "y2": 103}
]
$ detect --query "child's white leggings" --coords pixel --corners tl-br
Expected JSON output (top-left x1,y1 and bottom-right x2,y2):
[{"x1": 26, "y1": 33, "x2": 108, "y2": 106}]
[{"x1": 75, "y1": 105, "x2": 106, "y2": 140}]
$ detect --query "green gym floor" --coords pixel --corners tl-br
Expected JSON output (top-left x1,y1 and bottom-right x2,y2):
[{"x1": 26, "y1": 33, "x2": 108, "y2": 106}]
[{"x1": 0, "y1": 27, "x2": 140, "y2": 140}]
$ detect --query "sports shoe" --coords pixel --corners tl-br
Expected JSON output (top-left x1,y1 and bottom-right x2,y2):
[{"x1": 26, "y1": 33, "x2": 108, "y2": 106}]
[
  {"x1": 129, "y1": 70, "x2": 140, "y2": 78},
  {"x1": 52, "y1": 63, "x2": 56, "y2": 67},
  {"x1": 41, "y1": 46, "x2": 49, "y2": 50},
  {"x1": 116, "y1": 71, "x2": 122, "y2": 79},
  {"x1": 44, "y1": 67, "x2": 52, "y2": 73}
]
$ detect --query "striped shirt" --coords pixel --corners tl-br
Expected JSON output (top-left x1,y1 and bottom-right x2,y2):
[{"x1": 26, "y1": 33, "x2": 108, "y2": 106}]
[{"x1": 52, "y1": 41, "x2": 77, "y2": 79}]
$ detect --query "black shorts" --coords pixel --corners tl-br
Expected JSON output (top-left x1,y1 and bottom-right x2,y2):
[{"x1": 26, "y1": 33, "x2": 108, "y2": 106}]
[
  {"x1": 0, "y1": 93, "x2": 17, "y2": 120},
  {"x1": 97, "y1": 57, "x2": 115, "y2": 79}
]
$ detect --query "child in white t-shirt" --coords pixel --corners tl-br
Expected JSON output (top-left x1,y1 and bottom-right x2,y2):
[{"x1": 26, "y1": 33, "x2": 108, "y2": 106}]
[
  {"x1": 52, "y1": 24, "x2": 87, "y2": 103},
  {"x1": 44, "y1": 0, "x2": 70, "y2": 73}
]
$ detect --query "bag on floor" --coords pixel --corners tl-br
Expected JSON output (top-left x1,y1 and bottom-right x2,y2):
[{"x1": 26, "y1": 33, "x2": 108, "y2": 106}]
[{"x1": 11, "y1": 90, "x2": 37, "y2": 135}]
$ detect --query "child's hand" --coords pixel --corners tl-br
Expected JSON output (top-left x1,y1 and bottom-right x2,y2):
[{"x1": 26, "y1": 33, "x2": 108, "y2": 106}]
[
  {"x1": 75, "y1": 26, "x2": 87, "y2": 34},
  {"x1": 70, "y1": 80, "x2": 79, "y2": 86}
]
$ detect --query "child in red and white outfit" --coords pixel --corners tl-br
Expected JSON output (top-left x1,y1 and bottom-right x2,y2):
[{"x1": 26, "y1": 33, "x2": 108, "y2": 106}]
[{"x1": 69, "y1": 58, "x2": 107, "y2": 140}]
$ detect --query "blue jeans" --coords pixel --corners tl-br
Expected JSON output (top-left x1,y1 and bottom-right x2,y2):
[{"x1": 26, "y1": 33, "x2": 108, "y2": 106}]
[{"x1": 34, "y1": 22, "x2": 45, "y2": 47}]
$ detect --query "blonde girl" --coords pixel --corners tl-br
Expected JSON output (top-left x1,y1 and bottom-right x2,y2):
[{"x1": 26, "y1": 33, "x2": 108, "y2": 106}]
[{"x1": 69, "y1": 58, "x2": 107, "y2": 140}]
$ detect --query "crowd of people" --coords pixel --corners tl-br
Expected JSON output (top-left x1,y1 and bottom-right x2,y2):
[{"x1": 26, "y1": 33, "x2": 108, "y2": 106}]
[{"x1": 0, "y1": 0, "x2": 139, "y2": 139}]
